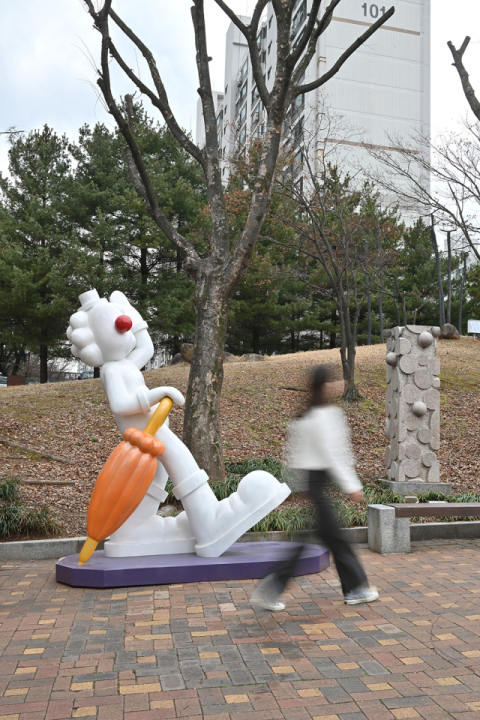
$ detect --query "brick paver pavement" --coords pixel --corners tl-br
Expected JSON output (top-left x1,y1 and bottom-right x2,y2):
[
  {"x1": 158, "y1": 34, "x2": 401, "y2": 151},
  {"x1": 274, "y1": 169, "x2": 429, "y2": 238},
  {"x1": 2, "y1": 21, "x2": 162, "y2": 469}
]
[{"x1": 2, "y1": 539, "x2": 480, "y2": 719}]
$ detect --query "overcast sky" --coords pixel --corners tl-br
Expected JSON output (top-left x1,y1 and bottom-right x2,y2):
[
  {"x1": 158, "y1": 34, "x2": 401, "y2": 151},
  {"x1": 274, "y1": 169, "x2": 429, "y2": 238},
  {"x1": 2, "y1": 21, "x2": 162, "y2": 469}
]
[{"x1": 1, "y1": 0, "x2": 479, "y2": 175}]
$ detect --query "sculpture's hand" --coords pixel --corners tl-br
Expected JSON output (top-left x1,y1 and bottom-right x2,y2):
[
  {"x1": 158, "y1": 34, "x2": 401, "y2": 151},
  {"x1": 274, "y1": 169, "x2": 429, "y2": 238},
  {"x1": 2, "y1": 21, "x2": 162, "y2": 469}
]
[{"x1": 148, "y1": 386, "x2": 185, "y2": 408}]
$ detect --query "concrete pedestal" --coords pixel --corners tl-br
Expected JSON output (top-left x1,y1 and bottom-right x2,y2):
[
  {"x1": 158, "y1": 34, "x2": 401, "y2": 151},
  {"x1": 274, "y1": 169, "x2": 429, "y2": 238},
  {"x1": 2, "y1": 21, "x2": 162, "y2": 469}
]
[
  {"x1": 368, "y1": 505, "x2": 411, "y2": 555},
  {"x1": 382, "y1": 480, "x2": 452, "y2": 496},
  {"x1": 56, "y1": 541, "x2": 330, "y2": 589}
]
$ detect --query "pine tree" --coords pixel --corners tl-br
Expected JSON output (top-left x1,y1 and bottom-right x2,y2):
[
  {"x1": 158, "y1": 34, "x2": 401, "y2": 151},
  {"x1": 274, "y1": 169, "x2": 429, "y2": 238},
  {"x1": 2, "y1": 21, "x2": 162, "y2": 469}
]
[{"x1": 0, "y1": 126, "x2": 97, "y2": 382}]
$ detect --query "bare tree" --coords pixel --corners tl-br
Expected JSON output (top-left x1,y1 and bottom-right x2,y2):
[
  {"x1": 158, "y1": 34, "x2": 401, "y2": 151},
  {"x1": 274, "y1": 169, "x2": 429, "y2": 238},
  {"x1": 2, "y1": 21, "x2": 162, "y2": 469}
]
[
  {"x1": 82, "y1": 0, "x2": 393, "y2": 480},
  {"x1": 365, "y1": 124, "x2": 480, "y2": 264},
  {"x1": 447, "y1": 37, "x2": 480, "y2": 123},
  {"x1": 458, "y1": 251, "x2": 467, "y2": 333},
  {"x1": 267, "y1": 127, "x2": 400, "y2": 401},
  {"x1": 430, "y1": 215, "x2": 445, "y2": 327}
]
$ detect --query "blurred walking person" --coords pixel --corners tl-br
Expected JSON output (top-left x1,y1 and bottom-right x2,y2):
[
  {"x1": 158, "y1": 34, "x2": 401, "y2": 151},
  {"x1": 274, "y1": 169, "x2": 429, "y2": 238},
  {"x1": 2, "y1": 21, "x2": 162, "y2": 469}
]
[{"x1": 250, "y1": 365, "x2": 378, "y2": 611}]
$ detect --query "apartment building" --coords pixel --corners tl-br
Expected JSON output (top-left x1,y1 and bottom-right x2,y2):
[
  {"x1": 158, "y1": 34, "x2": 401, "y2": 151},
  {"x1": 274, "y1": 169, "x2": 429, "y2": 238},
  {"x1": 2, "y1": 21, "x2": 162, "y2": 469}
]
[{"x1": 196, "y1": 0, "x2": 430, "y2": 180}]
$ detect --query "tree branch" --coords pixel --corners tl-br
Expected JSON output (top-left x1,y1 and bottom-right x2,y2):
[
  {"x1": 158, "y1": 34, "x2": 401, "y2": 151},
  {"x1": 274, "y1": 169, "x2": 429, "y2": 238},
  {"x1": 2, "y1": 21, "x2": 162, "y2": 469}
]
[
  {"x1": 290, "y1": 0, "x2": 341, "y2": 90},
  {"x1": 447, "y1": 37, "x2": 480, "y2": 122},
  {"x1": 288, "y1": 0, "x2": 322, "y2": 70},
  {"x1": 212, "y1": 0, "x2": 270, "y2": 108},
  {"x1": 191, "y1": 0, "x2": 230, "y2": 257},
  {"x1": 108, "y1": 7, "x2": 204, "y2": 166},
  {"x1": 212, "y1": 0, "x2": 248, "y2": 34},
  {"x1": 295, "y1": 7, "x2": 395, "y2": 97},
  {"x1": 83, "y1": 0, "x2": 200, "y2": 269},
  {"x1": 124, "y1": 94, "x2": 148, "y2": 202}
]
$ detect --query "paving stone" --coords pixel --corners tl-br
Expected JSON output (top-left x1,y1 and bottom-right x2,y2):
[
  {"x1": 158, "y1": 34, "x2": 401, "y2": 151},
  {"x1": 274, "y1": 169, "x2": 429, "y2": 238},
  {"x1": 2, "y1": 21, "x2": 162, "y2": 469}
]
[
  {"x1": 359, "y1": 661, "x2": 391, "y2": 675},
  {"x1": 4, "y1": 540, "x2": 480, "y2": 719}
]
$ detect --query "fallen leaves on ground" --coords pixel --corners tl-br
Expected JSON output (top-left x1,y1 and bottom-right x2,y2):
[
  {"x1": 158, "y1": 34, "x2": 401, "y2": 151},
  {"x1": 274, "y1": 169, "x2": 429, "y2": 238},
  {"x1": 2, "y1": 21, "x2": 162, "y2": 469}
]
[{"x1": 0, "y1": 340, "x2": 478, "y2": 538}]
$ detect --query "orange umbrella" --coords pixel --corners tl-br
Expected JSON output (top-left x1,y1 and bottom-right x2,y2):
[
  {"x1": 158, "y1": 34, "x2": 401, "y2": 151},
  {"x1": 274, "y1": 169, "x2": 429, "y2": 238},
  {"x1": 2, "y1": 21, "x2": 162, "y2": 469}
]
[{"x1": 79, "y1": 397, "x2": 173, "y2": 565}]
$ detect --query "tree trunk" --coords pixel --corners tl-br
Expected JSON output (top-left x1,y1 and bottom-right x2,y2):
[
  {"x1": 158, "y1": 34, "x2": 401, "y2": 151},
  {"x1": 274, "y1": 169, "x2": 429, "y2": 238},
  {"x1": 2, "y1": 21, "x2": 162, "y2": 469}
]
[
  {"x1": 446, "y1": 231, "x2": 452, "y2": 324},
  {"x1": 290, "y1": 329, "x2": 295, "y2": 352},
  {"x1": 365, "y1": 241, "x2": 371, "y2": 345},
  {"x1": 430, "y1": 216, "x2": 445, "y2": 327},
  {"x1": 379, "y1": 285, "x2": 384, "y2": 343},
  {"x1": 393, "y1": 297, "x2": 400, "y2": 326},
  {"x1": 401, "y1": 292, "x2": 407, "y2": 326},
  {"x1": 12, "y1": 350, "x2": 24, "y2": 376},
  {"x1": 253, "y1": 328, "x2": 260, "y2": 354},
  {"x1": 329, "y1": 309, "x2": 336, "y2": 349},
  {"x1": 39, "y1": 344, "x2": 48, "y2": 384},
  {"x1": 183, "y1": 270, "x2": 229, "y2": 483},
  {"x1": 140, "y1": 247, "x2": 148, "y2": 284},
  {"x1": 337, "y1": 296, "x2": 361, "y2": 402},
  {"x1": 458, "y1": 251, "x2": 467, "y2": 333},
  {"x1": 367, "y1": 289, "x2": 372, "y2": 345},
  {"x1": 342, "y1": 334, "x2": 360, "y2": 402},
  {"x1": 377, "y1": 235, "x2": 384, "y2": 343}
]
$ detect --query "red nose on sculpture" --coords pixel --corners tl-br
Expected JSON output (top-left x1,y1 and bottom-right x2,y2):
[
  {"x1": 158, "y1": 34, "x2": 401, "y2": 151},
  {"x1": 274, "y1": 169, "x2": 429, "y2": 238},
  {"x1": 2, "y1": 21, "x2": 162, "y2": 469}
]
[{"x1": 115, "y1": 315, "x2": 133, "y2": 333}]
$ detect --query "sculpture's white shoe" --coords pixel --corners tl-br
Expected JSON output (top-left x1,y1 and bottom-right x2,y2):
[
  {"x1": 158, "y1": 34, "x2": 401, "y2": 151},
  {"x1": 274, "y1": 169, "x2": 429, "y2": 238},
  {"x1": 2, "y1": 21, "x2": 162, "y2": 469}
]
[
  {"x1": 154, "y1": 425, "x2": 291, "y2": 558},
  {"x1": 104, "y1": 511, "x2": 195, "y2": 557},
  {"x1": 189, "y1": 471, "x2": 291, "y2": 558}
]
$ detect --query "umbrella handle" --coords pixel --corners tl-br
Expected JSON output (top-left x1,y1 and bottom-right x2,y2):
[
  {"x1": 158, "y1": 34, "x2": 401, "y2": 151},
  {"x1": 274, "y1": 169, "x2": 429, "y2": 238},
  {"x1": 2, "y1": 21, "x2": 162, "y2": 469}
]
[{"x1": 144, "y1": 396, "x2": 174, "y2": 437}]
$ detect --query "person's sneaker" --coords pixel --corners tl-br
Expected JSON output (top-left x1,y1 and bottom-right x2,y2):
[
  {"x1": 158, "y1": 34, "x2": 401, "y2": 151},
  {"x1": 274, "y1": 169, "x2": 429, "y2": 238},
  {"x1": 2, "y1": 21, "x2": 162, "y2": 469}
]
[
  {"x1": 344, "y1": 586, "x2": 379, "y2": 605},
  {"x1": 250, "y1": 575, "x2": 286, "y2": 612}
]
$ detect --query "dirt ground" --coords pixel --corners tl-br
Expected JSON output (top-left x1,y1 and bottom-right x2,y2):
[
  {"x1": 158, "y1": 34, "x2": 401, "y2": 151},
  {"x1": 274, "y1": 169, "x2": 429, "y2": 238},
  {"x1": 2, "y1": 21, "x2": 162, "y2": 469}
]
[{"x1": 0, "y1": 340, "x2": 479, "y2": 538}]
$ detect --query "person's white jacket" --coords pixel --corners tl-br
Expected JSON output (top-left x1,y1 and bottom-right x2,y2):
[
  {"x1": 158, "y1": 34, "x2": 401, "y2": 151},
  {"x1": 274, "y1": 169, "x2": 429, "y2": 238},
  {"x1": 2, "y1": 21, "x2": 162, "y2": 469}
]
[{"x1": 286, "y1": 405, "x2": 363, "y2": 495}]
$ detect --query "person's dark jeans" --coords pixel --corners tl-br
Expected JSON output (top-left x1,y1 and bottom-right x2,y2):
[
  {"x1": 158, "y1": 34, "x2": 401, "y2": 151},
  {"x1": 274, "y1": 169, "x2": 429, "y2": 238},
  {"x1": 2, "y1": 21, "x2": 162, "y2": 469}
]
[{"x1": 270, "y1": 469, "x2": 368, "y2": 596}]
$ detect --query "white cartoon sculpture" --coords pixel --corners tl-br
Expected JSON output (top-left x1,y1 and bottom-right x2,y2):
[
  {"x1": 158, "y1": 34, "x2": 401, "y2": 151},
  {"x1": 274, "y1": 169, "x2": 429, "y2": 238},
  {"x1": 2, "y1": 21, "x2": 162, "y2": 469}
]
[{"x1": 66, "y1": 289, "x2": 290, "y2": 559}]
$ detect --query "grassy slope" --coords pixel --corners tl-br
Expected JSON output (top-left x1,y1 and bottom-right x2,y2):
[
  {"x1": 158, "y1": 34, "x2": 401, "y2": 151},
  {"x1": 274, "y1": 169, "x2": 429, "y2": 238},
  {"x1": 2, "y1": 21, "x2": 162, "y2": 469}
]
[{"x1": 0, "y1": 340, "x2": 479, "y2": 537}]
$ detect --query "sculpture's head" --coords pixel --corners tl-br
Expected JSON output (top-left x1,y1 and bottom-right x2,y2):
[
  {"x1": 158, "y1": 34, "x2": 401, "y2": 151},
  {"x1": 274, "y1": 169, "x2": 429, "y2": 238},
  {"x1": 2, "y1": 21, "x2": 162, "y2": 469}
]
[{"x1": 66, "y1": 290, "x2": 136, "y2": 367}]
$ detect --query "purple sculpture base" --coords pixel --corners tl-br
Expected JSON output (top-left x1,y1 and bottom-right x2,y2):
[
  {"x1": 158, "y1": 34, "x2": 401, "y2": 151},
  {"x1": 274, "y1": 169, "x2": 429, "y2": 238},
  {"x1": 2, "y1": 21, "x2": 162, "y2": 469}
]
[{"x1": 56, "y1": 541, "x2": 330, "y2": 589}]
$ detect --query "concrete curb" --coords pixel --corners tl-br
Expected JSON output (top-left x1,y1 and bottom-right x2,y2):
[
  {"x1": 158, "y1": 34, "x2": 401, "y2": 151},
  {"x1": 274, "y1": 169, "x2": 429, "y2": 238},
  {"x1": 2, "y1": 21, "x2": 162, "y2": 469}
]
[
  {"x1": 2, "y1": 522, "x2": 480, "y2": 561},
  {"x1": 0, "y1": 537, "x2": 106, "y2": 561},
  {"x1": 1, "y1": 529, "x2": 366, "y2": 561},
  {"x1": 410, "y1": 521, "x2": 480, "y2": 542}
]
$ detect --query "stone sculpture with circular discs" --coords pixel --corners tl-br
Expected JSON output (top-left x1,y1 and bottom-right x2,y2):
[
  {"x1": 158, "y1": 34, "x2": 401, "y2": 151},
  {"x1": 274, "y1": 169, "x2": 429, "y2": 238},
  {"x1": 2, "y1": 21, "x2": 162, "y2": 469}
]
[{"x1": 383, "y1": 325, "x2": 444, "y2": 489}]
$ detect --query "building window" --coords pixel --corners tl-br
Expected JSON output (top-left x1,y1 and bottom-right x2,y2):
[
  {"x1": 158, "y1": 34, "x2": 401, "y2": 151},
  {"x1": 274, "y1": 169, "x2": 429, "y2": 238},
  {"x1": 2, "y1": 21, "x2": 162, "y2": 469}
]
[
  {"x1": 267, "y1": 67, "x2": 272, "y2": 80},
  {"x1": 235, "y1": 82, "x2": 247, "y2": 115},
  {"x1": 251, "y1": 107, "x2": 262, "y2": 126},
  {"x1": 291, "y1": 0, "x2": 306, "y2": 39},
  {"x1": 268, "y1": 16, "x2": 272, "y2": 29},
  {"x1": 291, "y1": 148, "x2": 303, "y2": 177},
  {"x1": 237, "y1": 80, "x2": 247, "y2": 103},
  {"x1": 293, "y1": 29, "x2": 306, "y2": 50},
  {"x1": 225, "y1": 84, "x2": 228, "y2": 94},
  {"x1": 284, "y1": 94, "x2": 304, "y2": 132},
  {"x1": 238, "y1": 105, "x2": 247, "y2": 126},
  {"x1": 261, "y1": 50, "x2": 266, "y2": 64},
  {"x1": 268, "y1": 41, "x2": 272, "y2": 55},
  {"x1": 239, "y1": 126, "x2": 247, "y2": 146},
  {"x1": 224, "y1": 105, "x2": 227, "y2": 115},
  {"x1": 293, "y1": 116, "x2": 304, "y2": 145},
  {"x1": 251, "y1": 85, "x2": 259, "y2": 103}
]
